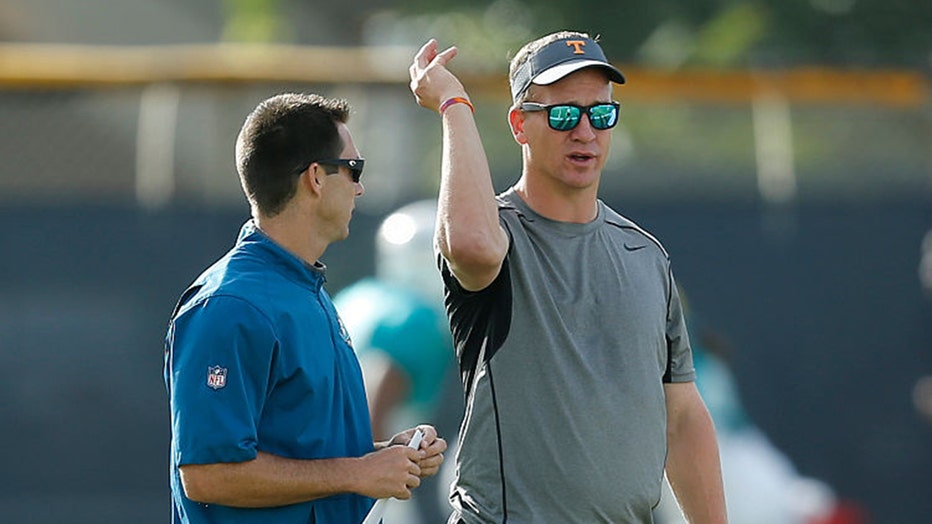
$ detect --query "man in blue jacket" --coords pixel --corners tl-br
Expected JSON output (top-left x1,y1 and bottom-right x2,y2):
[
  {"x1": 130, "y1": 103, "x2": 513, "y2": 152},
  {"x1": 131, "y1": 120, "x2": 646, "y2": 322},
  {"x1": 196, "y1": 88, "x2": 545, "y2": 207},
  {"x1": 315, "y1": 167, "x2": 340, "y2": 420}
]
[{"x1": 164, "y1": 92, "x2": 446, "y2": 523}]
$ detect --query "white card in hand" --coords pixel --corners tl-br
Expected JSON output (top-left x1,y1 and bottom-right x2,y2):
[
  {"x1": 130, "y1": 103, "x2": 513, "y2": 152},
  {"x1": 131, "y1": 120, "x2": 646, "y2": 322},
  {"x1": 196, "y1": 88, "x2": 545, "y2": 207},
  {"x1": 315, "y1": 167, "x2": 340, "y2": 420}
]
[{"x1": 361, "y1": 429, "x2": 425, "y2": 524}]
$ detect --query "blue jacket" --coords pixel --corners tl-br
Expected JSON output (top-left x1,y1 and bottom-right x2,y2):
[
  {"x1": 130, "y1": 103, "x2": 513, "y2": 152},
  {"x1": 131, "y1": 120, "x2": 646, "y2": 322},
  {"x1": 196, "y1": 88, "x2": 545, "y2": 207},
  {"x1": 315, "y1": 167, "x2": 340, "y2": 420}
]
[{"x1": 164, "y1": 221, "x2": 374, "y2": 523}]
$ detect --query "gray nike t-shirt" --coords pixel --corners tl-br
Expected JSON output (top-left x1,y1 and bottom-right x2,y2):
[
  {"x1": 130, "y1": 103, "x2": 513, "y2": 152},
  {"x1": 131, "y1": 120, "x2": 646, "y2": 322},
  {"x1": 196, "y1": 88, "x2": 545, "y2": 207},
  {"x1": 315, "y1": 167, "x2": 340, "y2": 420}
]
[{"x1": 442, "y1": 189, "x2": 695, "y2": 524}]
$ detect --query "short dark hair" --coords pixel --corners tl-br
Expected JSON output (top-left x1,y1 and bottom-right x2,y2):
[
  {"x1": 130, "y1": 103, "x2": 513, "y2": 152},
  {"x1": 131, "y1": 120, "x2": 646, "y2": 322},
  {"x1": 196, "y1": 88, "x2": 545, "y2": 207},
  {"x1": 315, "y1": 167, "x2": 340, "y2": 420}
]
[
  {"x1": 509, "y1": 30, "x2": 592, "y2": 105},
  {"x1": 235, "y1": 93, "x2": 351, "y2": 217}
]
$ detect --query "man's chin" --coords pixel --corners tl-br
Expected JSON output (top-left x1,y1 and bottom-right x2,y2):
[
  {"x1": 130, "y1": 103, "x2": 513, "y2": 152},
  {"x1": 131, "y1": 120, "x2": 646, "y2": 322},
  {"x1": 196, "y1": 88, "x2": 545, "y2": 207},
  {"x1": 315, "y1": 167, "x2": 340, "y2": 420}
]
[{"x1": 337, "y1": 227, "x2": 351, "y2": 242}]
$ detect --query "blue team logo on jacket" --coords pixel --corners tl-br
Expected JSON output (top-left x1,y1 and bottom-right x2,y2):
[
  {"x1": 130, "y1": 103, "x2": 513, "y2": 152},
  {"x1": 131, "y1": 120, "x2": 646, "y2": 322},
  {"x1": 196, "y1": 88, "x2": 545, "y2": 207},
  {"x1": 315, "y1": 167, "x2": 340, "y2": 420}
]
[{"x1": 206, "y1": 365, "x2": 228, "y2": 390}]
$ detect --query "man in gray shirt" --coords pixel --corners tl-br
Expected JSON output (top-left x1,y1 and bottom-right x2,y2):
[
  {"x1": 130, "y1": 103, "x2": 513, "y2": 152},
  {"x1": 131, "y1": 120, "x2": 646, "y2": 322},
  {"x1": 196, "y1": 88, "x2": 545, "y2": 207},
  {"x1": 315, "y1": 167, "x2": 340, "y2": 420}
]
[{"x1": 409, "y1": 31, "x2": 727, "y2": 523}]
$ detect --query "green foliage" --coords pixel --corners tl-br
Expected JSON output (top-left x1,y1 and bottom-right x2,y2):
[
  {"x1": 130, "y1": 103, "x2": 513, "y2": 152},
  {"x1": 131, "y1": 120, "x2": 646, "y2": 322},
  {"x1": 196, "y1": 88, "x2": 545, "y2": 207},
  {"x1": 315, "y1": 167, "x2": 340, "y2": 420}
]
[
  {"x1": 222, "y1": 0, "x2": 291, "y2": 43},
  {"x1": 386, "y1": 0, "x2": 931, "y2": 67},
  {"x1": 694, "y1": 3, "x2": 769, "y2": 67}
]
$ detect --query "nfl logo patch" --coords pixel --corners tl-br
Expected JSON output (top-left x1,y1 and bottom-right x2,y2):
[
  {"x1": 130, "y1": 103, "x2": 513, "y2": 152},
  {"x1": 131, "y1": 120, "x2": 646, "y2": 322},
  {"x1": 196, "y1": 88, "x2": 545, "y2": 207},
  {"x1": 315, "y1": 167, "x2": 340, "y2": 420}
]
[{"x1": 207, "y1": 365, "x2": 228, "y2": 390}]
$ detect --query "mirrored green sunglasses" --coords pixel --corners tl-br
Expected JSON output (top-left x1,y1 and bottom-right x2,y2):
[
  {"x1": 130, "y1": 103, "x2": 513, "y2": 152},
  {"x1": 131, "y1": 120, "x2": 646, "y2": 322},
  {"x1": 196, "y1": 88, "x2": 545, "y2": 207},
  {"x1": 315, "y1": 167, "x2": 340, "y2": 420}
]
[{"x1": 520, "y1": 101, "x2": 620, "y2": 131}]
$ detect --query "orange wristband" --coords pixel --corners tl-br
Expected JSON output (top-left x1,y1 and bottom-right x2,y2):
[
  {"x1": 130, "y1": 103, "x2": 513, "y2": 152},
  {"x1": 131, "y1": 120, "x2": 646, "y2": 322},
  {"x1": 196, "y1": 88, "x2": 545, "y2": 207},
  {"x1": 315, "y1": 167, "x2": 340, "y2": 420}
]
[{"x1": 439, "y1": 96, "x2": 475, "y2": 114}]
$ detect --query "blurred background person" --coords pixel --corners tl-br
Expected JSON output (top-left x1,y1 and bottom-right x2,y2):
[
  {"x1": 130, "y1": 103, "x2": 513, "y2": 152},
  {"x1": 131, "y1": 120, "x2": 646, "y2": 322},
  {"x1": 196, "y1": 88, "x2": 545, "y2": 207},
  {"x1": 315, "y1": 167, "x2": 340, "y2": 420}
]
[
  {"x1": 654, "y1": 289, "x2": 869, "y2": 524},
  {"x1": 334, "y1": 199, "x2": 460, "y2": 524},
  {"x1": 919, "y1": 229, "x2": 932, "y2": 299},
  {"x1": 914, "y1": 230, "x2": 932, "y2": 427}
]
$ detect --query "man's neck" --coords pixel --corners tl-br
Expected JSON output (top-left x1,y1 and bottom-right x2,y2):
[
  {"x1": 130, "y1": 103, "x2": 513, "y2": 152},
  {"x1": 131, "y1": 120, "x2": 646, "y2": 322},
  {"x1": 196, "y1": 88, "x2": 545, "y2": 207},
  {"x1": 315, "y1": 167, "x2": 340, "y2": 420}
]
[
  {"x1": 514, "y1": 177, "x2": 599, "y2": 224},
  {"x1": 254, "y1": 212, "x2": 326, "y2": 266}
]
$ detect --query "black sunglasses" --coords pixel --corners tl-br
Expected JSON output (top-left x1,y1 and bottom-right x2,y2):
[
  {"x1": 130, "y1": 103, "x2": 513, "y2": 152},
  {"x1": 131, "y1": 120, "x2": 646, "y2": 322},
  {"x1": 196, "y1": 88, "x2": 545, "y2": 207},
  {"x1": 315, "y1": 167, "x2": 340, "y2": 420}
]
[
  {"x1": 315, "y1": 158, "x2": 365, "y2": 183},
  {"x1": 520, "y1": 101, "x2": 620, "y2": 131}
]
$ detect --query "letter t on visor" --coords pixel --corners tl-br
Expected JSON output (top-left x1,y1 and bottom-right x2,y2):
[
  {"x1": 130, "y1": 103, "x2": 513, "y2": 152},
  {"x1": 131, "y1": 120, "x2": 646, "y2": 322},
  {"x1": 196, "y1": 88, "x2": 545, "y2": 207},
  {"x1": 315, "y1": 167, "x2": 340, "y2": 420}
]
[{"x1": 509, "y1": 37, "x2": 626, "y2": 103}]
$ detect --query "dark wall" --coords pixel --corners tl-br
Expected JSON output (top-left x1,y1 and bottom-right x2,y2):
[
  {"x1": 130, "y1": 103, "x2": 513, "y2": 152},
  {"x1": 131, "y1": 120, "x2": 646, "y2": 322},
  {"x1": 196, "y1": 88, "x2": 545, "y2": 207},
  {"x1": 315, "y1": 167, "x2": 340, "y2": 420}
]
[{"x1": 0, "y1": 201, "x2": 928, "y2": 523}]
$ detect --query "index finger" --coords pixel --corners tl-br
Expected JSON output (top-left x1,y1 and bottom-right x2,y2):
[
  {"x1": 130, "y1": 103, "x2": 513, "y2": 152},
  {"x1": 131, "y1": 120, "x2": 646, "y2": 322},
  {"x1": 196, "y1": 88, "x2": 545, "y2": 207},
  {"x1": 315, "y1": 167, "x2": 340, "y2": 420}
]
[{"x1": 414, "y1": 39, "x2": 438, "y2": 69}]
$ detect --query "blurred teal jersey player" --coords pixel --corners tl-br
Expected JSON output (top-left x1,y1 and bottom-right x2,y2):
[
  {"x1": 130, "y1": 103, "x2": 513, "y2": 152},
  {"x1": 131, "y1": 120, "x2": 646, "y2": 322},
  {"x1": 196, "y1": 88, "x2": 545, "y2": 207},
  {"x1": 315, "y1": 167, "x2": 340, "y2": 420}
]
[
  {"x1": 335, "y1": 200, "x2": 454, "y2": 440},
  {"x1": 334, "y1": 200, "x2": 456, "y2": 524},
  {"x1": 334, "y1": 278, "x2": 452, "y2": 432}
]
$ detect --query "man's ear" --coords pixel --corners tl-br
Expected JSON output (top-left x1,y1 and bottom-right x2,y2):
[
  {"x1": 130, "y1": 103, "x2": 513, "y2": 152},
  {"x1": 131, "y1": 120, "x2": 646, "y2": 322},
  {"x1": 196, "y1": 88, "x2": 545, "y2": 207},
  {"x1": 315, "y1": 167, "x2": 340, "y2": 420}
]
[
  {"x1": 508, "y1": 107, "x2": 528, "y2": 145},
  {"x1": 302, "y1": 163, "x2": 326, "y2": 197}
]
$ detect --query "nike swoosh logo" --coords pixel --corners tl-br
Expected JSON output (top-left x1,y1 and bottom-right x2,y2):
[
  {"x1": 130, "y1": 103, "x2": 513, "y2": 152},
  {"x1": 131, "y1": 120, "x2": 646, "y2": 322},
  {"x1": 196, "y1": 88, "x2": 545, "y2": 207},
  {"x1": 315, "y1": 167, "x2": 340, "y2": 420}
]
[{"x1": 624, "y1": 243, "x2": 647, "y2": 252}]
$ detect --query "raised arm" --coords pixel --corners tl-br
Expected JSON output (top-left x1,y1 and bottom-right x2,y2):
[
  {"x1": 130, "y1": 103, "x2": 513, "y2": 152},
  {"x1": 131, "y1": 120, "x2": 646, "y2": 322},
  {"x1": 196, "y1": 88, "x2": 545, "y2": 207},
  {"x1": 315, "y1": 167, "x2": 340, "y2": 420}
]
[{"x1": 409, "y1": 39, "x2": 508, "y2": 291}]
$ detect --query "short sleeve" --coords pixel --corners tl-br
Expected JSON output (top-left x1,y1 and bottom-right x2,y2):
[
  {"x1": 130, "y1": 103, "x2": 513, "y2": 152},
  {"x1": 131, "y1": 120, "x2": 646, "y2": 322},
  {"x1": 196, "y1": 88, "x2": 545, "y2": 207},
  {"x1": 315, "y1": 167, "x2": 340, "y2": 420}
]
[
  {"x1": 167, "y1": 295, "x2": 278, "y2": 466},
  {"x1": 664, "y1": 275, "x2": 696, "y2": 383}
]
